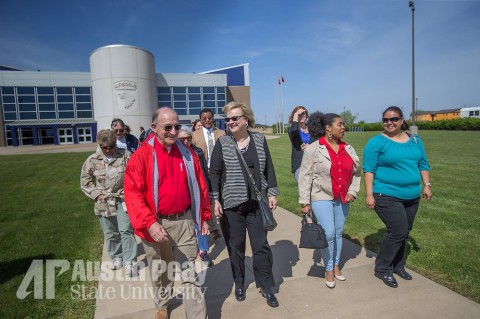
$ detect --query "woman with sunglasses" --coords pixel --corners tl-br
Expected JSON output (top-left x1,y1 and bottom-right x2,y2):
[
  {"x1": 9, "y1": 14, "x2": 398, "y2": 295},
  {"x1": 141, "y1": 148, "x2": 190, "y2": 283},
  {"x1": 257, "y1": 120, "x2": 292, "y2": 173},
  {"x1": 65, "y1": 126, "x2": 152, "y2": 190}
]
[
  {"x1": 111, "y1": 118, "x2": 139, "y2": 153},
  {"x1": 363, "y1": 106, "x2": 432, "y2": 288},
  {"x1": 209, "y1": 102, "x2": 280, "y2": 308},
  {"x1": 288, "y1": 106, "x2": 310, "y2": 182},
  {"x1": 81, "y1": 129, "x2": 137, "y2": 277}
]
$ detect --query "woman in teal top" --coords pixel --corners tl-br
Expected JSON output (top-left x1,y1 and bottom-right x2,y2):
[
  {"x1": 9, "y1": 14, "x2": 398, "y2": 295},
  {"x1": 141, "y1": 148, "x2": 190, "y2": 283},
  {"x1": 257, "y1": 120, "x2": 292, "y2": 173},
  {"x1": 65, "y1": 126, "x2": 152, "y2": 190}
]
[{"x1": 363, "y1": 106, "x2": 432, "y2": 288}]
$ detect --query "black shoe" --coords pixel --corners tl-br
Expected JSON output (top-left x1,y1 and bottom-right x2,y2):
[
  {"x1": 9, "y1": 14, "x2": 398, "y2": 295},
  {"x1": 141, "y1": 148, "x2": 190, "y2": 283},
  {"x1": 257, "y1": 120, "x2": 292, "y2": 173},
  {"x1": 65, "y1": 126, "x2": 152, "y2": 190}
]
[
  {"x1": 234, "y1": 288, "x2": 246, "y2": 301},
  {"x1": 374, "y1": 272, "x2": 398, "y2": 288},
  {"x1": 394, "y1": 268, "x2": 413, "y2": 280},
  {"x1": 260, "y1": 289, "x2": 279, "y2": 307}
]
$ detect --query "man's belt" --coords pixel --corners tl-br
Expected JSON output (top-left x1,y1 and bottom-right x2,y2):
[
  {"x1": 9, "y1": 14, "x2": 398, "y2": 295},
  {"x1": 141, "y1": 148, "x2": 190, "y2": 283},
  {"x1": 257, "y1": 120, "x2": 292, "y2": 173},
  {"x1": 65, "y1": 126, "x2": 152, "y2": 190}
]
[{"x1": 158, "y1": 208, "x2": 190, "y2": 220}]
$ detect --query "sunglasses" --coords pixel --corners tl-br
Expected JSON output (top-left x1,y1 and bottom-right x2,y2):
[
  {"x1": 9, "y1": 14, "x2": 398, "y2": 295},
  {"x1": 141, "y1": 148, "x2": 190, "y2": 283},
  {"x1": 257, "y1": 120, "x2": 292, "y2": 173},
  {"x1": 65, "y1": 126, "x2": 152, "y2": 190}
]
[
  {"x1": 178, "y1": 137, "x2": 192, "y2": 141},
  {"x1": 100, "y1": 145, "x2": 116, "y2": 151},
  {"x1": 154, "y1": 123, "x2": 182, "y2": 132},
  {"x1": 225, "y1": 115, "x2": 244, "y2": 123},
  {"x1": 382, "y1": 117, "x2": 402, "y2": 123}
]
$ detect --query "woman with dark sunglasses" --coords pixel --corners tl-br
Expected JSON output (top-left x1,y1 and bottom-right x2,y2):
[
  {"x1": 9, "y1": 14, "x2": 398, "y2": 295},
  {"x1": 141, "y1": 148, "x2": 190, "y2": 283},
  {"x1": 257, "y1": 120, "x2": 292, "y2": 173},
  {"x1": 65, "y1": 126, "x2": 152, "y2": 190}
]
[
  {"x1": 363, "y1": 106, "x2": 432, "y2": 288},
  {"x1": 209, "y1": 102, "x2": 280, "y2": 308}
]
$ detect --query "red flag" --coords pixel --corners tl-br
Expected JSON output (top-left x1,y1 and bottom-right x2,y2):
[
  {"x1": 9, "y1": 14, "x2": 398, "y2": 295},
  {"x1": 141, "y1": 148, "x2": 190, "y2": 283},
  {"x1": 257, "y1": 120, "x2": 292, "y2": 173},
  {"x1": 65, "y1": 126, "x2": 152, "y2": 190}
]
[
  {"x1": 278, "y1": 78, "x2": 281, "y2": 85},
  {"x1": 281, "y1": 75, "x2": 285, "y2": 83}
]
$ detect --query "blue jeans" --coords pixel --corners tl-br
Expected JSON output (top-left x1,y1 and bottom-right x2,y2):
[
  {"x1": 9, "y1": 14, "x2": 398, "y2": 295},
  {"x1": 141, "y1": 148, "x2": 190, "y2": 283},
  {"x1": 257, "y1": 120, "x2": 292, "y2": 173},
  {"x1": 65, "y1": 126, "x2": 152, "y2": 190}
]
[
  {"x1": 311, "y1": 198, "x2": 350, "y2": 271},
  {"x1": 98, "y1": 199, "x2": 137, "y2": 264},
  {"x1": 194, "y1": 223, "x2": 208, "y2": 252}
]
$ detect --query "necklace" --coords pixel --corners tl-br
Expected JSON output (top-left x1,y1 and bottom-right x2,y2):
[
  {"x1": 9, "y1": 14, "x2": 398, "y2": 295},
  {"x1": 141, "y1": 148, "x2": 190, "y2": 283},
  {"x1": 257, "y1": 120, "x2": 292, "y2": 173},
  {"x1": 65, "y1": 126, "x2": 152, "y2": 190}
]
[{"x1": 237, "y1": 136, "x2": 250, "y2": 153}]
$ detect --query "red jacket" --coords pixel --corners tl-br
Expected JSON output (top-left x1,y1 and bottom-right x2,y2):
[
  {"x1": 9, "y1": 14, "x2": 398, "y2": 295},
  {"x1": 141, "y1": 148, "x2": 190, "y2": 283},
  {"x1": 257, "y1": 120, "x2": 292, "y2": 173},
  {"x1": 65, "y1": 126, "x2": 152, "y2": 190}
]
[{"x1": 124, "y1": 135, "x2": 211, "y2": 242}]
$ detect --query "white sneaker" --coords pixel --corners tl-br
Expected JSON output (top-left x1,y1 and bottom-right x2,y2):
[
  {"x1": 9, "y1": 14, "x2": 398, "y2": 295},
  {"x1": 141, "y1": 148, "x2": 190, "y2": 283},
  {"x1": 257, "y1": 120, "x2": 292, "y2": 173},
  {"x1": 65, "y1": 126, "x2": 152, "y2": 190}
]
[
  {"x1": 125, "y1": 263, "x2": 136, "y2": 277},
  {"x1": 109, "y1": 258, "x2": 123, "y2": 270}
]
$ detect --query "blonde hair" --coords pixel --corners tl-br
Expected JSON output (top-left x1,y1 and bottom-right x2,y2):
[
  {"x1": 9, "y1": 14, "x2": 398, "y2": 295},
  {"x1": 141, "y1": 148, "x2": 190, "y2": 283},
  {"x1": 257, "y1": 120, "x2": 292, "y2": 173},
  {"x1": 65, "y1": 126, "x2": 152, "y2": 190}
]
[
  {"x1": 96, "y1": 129, "x2": 117, "y2": 146},
  {"x1": 223, "y1": 102, "x2": 255, "y2": 128}
]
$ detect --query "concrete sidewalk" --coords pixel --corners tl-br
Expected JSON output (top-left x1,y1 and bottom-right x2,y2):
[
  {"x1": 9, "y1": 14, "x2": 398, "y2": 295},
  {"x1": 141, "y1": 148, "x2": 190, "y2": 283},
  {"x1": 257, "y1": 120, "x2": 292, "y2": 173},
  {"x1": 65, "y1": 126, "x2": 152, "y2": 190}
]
[{"x1": 94, "y1": 207, "x2": 479, "y2": 319}]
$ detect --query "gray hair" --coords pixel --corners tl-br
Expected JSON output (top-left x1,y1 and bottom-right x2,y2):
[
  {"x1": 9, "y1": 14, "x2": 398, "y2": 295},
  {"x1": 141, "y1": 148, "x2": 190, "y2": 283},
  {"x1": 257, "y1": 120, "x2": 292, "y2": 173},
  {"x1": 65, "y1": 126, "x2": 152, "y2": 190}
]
[
  {"x1": 178, "y1": 125, "x2": 193, "y2": 136},
  {"x1": 96, "y1": 129, "x2": 117, "y2": 146}
]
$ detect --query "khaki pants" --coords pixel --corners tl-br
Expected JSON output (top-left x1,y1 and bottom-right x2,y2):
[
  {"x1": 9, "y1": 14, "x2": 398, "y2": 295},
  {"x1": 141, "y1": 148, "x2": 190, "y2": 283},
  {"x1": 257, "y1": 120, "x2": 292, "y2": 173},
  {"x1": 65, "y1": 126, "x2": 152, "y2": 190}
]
[{"x1": 142, "y1": 210, "x2": 207, "y2": 319}]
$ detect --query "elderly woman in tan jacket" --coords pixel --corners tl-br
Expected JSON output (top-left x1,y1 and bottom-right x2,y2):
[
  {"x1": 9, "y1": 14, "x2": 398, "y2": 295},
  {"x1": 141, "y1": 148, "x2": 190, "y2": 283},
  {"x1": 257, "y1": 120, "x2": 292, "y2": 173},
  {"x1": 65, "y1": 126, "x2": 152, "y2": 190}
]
[
  {"x1": 298, "y1": 112, "x2": 361, "y2": 289},
  {"x1": 81, "y1": 129, "x2": 137, "y2": 276}
]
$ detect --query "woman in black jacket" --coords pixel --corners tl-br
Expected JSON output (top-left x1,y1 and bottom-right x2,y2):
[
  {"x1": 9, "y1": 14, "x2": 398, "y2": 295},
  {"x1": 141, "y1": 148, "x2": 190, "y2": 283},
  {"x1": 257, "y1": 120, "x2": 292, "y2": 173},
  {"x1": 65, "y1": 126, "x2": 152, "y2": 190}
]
[
  {"x1": 287, "y1": 106, "x2": 310, "y2": 182},
  {"x1": 209, "y1": 102, "x2": 280, "y2": 308}
]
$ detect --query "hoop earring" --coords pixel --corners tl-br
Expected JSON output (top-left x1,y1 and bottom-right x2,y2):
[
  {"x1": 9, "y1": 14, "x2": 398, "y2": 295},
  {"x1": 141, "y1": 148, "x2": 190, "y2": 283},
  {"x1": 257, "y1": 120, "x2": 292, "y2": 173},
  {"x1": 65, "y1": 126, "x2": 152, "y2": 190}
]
[{"x1": 328, "y1": 132, "x2": 333, "y2": 139}]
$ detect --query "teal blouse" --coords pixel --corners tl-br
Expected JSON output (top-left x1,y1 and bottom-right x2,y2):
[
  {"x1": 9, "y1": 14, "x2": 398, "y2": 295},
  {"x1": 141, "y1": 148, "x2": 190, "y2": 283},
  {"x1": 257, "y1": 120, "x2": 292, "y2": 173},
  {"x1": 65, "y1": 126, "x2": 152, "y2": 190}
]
[{"x1": 363, "y1": 134, "x2": 430, "y2": 200}]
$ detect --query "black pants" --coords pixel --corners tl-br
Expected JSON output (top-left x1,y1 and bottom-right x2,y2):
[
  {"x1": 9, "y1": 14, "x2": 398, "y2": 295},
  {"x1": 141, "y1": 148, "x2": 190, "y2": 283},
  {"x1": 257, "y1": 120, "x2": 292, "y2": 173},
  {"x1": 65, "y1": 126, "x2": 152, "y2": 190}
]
[
  {"x1": 374, "y1": 193, "x2": 420, "y2": 275},
  {"x1": 220, "y1": 200, "x2": 275, "y2": 294}
]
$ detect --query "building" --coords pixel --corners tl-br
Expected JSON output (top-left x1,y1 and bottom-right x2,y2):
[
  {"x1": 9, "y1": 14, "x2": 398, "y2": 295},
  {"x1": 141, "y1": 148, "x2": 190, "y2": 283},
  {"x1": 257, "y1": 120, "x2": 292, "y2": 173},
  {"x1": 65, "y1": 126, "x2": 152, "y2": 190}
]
[
  {"x1": 0, "y1": 44, "x2": 250, "y2": 147},
  {"x1": 415, "y1": 108, "x2": 461, "y2": 122},
  {"x1": 460, "y1": 107, "x2": 480, "y2": 118}
]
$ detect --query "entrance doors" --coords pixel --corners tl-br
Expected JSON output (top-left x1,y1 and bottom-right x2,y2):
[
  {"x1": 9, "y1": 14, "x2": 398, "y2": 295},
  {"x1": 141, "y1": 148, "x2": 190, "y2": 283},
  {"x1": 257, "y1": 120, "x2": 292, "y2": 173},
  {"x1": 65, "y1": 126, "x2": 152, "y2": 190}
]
[
  {"x1": 77, "y1": 127, "x2": 92, "y2": 143},
  {"x1": 58, "y1": 128, "x2": 74, "y2": 144}
]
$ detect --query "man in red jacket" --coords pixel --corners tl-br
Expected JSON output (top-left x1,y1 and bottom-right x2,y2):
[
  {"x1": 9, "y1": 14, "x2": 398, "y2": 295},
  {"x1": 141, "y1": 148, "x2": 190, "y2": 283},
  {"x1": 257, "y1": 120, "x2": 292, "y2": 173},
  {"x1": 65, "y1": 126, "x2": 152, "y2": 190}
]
[{"x1": 124, "y1": 107, "x2": 210, "y2": 319}]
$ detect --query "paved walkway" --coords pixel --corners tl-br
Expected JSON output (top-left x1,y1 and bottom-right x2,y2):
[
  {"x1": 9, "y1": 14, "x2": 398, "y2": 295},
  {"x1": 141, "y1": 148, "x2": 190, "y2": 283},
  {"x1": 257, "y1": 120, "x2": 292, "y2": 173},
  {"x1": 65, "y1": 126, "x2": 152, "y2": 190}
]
[{"x1": 94, "y1": 207, "x2": 479, "y2": 319}]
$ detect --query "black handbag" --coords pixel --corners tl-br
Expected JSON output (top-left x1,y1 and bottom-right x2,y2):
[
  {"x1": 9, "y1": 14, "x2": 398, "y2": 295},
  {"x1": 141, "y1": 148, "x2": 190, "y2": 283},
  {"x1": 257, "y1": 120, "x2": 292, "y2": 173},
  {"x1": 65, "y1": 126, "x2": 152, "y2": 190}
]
[
  {"x1": 299, "y1": 214, "x2": 328, "y2": 249},
  {"x1": 233, "y1": 137, "x2": 277, "y2": 231}
]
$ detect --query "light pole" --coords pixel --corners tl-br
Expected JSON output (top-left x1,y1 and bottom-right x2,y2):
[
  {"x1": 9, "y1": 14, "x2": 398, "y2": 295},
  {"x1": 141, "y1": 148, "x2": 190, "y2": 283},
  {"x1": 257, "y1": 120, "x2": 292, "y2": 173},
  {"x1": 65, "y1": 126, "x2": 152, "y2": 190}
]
[{"x1": 409, "y1": 0, "x2": 418, "y2": 134}]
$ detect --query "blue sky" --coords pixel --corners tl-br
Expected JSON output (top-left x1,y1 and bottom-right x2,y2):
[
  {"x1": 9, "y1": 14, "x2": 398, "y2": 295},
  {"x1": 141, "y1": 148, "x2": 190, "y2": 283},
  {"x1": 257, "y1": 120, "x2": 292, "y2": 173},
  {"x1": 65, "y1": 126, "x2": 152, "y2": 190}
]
[{"x1": 1, "y1": 0, "x2": 479, "y2": 124}]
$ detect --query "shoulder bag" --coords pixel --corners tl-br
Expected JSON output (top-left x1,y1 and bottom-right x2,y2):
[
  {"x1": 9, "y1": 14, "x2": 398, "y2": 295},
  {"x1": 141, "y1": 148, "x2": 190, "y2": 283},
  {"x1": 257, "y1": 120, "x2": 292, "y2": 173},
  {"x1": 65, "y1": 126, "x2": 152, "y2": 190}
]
[{"x1": 233, "y1": 137, "x2": 277, "y2": 231}]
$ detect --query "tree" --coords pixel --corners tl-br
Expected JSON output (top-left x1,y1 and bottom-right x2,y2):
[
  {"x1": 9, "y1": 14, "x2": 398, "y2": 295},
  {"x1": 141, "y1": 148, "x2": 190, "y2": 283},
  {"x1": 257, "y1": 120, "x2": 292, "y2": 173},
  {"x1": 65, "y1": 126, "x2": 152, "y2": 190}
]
[{"x1": 340, "y1": 110, "x2": 359, "y2": 125}]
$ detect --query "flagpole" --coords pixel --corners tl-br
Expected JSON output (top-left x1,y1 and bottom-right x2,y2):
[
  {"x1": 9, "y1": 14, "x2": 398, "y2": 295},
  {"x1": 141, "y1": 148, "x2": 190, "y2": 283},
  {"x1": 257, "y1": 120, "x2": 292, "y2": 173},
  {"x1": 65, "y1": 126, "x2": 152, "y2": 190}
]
[{"x1": 274, "y1": 80, "x2": 279, "y2": 134}]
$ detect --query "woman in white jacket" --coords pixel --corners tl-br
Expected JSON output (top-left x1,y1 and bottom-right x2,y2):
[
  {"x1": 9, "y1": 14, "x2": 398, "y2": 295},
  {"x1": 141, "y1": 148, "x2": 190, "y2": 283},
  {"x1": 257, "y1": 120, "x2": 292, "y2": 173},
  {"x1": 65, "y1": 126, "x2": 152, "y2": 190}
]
[{"x1": 298, "y1": 112, "x2": 361, "y2": 288}]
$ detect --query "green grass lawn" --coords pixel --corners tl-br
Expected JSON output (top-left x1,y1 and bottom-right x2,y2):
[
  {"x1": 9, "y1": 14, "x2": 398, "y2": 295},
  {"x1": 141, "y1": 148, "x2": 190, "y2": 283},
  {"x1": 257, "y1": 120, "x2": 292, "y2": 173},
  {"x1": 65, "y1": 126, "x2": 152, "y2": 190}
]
[
  {"x1": 268, "y1": 130, "x2": 480, "y2": 303},
  {"x1": 0, "y1": 152, "x2": 103, "y2": 319},
  {"x1": 0, "y1": 131, "x2": 479, "y2": 318}
]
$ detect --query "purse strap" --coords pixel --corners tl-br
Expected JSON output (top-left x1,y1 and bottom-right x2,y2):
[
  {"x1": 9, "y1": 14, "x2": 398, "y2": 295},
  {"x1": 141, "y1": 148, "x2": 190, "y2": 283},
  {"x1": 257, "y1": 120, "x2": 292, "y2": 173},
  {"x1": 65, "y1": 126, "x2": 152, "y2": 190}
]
[{"x1": 231, "y1": 136, "x2": 263, "y2": 199}]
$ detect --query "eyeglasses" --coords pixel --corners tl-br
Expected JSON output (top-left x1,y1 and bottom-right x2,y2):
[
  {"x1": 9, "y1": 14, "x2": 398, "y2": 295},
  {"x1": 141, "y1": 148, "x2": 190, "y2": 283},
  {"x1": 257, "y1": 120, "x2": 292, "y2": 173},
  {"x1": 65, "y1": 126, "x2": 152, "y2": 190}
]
[
  {"x1": 299, "y1": 111, "x2": 306, "y2": 116},
  {"x1": 153, "y1": 122, "x2": 182, "y2": 132},
  {"x1": 178, "y1": 137, "x2": 192, "y2": 142},
  {"x1": 113, "y1": 129, "x2": 125, "y2": 133},
  {"x1": 382, "y1": 117, "x2": 402, "y2": 123},
  {"x1": 225, "y1": 115, "x2": 244, "y2": 123},
  {"x1": 201, "y1": 116, "x2": 213, "y2": 121},
  {"x1": 100, "y1": 145, "x2": 116, "y2": 151}
]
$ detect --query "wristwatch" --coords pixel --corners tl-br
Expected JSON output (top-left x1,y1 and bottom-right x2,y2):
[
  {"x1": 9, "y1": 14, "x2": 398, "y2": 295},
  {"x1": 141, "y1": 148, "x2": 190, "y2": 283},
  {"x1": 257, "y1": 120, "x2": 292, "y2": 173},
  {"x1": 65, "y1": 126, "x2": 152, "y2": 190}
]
[{"x1": 424, "y1": 182, "x2": 431, "y2": 187}]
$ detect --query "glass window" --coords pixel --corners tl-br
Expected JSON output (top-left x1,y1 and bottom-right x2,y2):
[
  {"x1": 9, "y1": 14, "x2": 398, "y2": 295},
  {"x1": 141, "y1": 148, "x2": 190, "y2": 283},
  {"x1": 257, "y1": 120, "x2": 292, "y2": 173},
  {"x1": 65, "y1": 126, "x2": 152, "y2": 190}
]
[
  {"x1": 1, "y1": 87, "x2": 15, "y2": 95},
  {"x1": 158, "y1": 101, "x2": 172, "y2": 107},
  {"x1": 203, "y1": 87, "x2": 215, "y2": 93},
  {"x1": 157, "y1": 87, "x2": 171, "y2": 94},
  {"x1": 3, "y1": 104, "x2": 16, "y2": 112},
  {"x1": 217, "y1": 93, "x2": 226, "y2": 100},
  {"x1": 176, "y1": 109, "x2": 188, "y2": 115},
  {"x1": 203, "y1": 94, "x2": 215, "y2": 101},
  {"x1": 173, "y1": 94, "x2": 186, "y2": 101},
  {"x1": 174, "y1": 101, "x2": 187, "y2": 109},
  {"x1": 158, "y1": 95, "x2": 172, "y2": 102},
  {"x1": 204, "y1": 101, "x2": 216, "y2": 108},
  {"x1": 217, "y1": 87, "x2": 226, "y2": 93},
  {"x1": 17, "y1": 87, "x2": 35, "y2": 95},
  {"x1": 188, "y1": 87, "x2": 201, "y2": 93},
  {"x1": 2, "y1": 95, "x2": 15, "y2": 103},
  {"x1": 173, "y1": 87, "x2": 186, "y2": 94},
  {"x1": 19, "y1": 112, "x2": 37, "y2": 120},
  {"x1": 37, "y1": 87, "x2": 54, "y2": 94},
  {"x1": 58, "y1": 111, "x2": 75, "y2": 119},
  {"x1": 189, "y1": 94, "x2": 201, "y2": 101},
  {"x1": 77, "y1": 111, "x2": 93, "y2": 118},
  {"x1": 4, "y1": 112, "x2": 17, "y2": 121},
  {"x1": 189, "y1": 101, "x2": 202, "y2": 109},
  {"x1": 39, "y1": 112, "x2": 56, "y2": 119},
  {"x1": 75, "y1": 95, "x2": 91, "y2": 102},
  {"x1": 19, "y1": 104, "x2": 36, "y2": 112},
  {"x1": 56, "y1": 87, "x2": 72, "y2": 94},
  {"x1": 39, "y1": 103, "x2": 55, "y2": 111},
  {"x1": 76, "y1": 103, "x2": 92, "y2": 110},
  {"x1": 75, "y1": 87, "x2": 91, "y2": 94},
  {"x1": 17, "y1": 95, "x2": 35, "y2": 103},
  {"x1": 58, "y1": 103, "x2": 74, "y2": 111},
  {"x1": 38, "y1": 95, "x2": 54, "y2": 103},
  {"x1": 57, "y1": 95, "x2": 73, "y2": 103}
]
